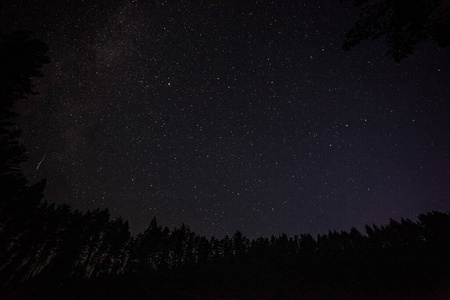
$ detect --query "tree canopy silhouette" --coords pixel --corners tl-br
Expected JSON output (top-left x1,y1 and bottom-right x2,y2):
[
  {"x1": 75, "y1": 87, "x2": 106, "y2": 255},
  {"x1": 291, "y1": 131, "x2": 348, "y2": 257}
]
[
  {"x1": 0, "y1": 31, "x2": 49, "y2": 116},
  {"x1": 0, "y1": 32, "x2": 49, "y2": 241},
  {"x1": 341, "y1": 0, "x2": 450, "y2": 61},
  {"x1": 0, "y1": 31, "x2": 49, "y2": 183}
]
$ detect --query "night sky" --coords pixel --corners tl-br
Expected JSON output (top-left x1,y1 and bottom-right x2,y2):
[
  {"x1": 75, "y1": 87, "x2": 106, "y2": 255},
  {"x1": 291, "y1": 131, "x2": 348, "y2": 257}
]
[{"x1": 2, "y1": 0, "x2": 449, "y2": 238}]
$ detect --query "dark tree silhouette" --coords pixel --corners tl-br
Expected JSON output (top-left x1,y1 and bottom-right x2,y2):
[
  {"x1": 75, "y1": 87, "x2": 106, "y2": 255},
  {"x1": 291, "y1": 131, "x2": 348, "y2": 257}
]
[
  {"x1": 0, "y1": 32, "x2": 49, "y2": 287},
  {"x1": 0, "y1": 32, "x2": 49, "y2": 115},
  {"x1": 341, "y1": 0, "x2": 450, "y2": 61},
  {"x1": 0, "y1": 31, "x2": 48, "y2": 183},
  {"x1": 0, "y1": 32, "x2": 49, "y2": 225}
]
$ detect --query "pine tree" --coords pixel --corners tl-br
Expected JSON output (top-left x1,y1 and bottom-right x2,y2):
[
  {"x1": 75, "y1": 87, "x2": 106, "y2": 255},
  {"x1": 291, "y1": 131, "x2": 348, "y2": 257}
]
[{"x1": 0, "y1": 31, "x2": 49, "y2": 286}]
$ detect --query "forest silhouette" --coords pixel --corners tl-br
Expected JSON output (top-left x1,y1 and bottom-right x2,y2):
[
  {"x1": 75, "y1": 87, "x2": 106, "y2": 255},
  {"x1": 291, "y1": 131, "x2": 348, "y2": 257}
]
[{"x1": 1, "y1": 32, "x2": 450, "y2": 300}]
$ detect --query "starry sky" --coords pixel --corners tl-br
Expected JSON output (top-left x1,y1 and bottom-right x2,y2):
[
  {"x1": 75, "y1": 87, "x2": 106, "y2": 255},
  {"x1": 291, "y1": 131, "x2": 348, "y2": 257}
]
[{"x1": 2, "y1": 0, "x2": 449, "y2": 238}]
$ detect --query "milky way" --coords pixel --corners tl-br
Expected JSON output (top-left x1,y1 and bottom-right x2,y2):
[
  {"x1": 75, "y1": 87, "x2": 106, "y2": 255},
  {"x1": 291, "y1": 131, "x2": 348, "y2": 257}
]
[{"x1": 2, "y1": 0, "x2": 449, "y2": 238}]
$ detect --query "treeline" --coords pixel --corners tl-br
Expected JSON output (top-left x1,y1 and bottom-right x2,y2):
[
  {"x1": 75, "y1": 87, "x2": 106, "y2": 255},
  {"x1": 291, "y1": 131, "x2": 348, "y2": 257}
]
[
  {"x1": 2, "y1": 204, "x2": 450, "y2": 299},
  {"x1": 2, "y1": 32, "x2": 450, "y2": 299}
]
